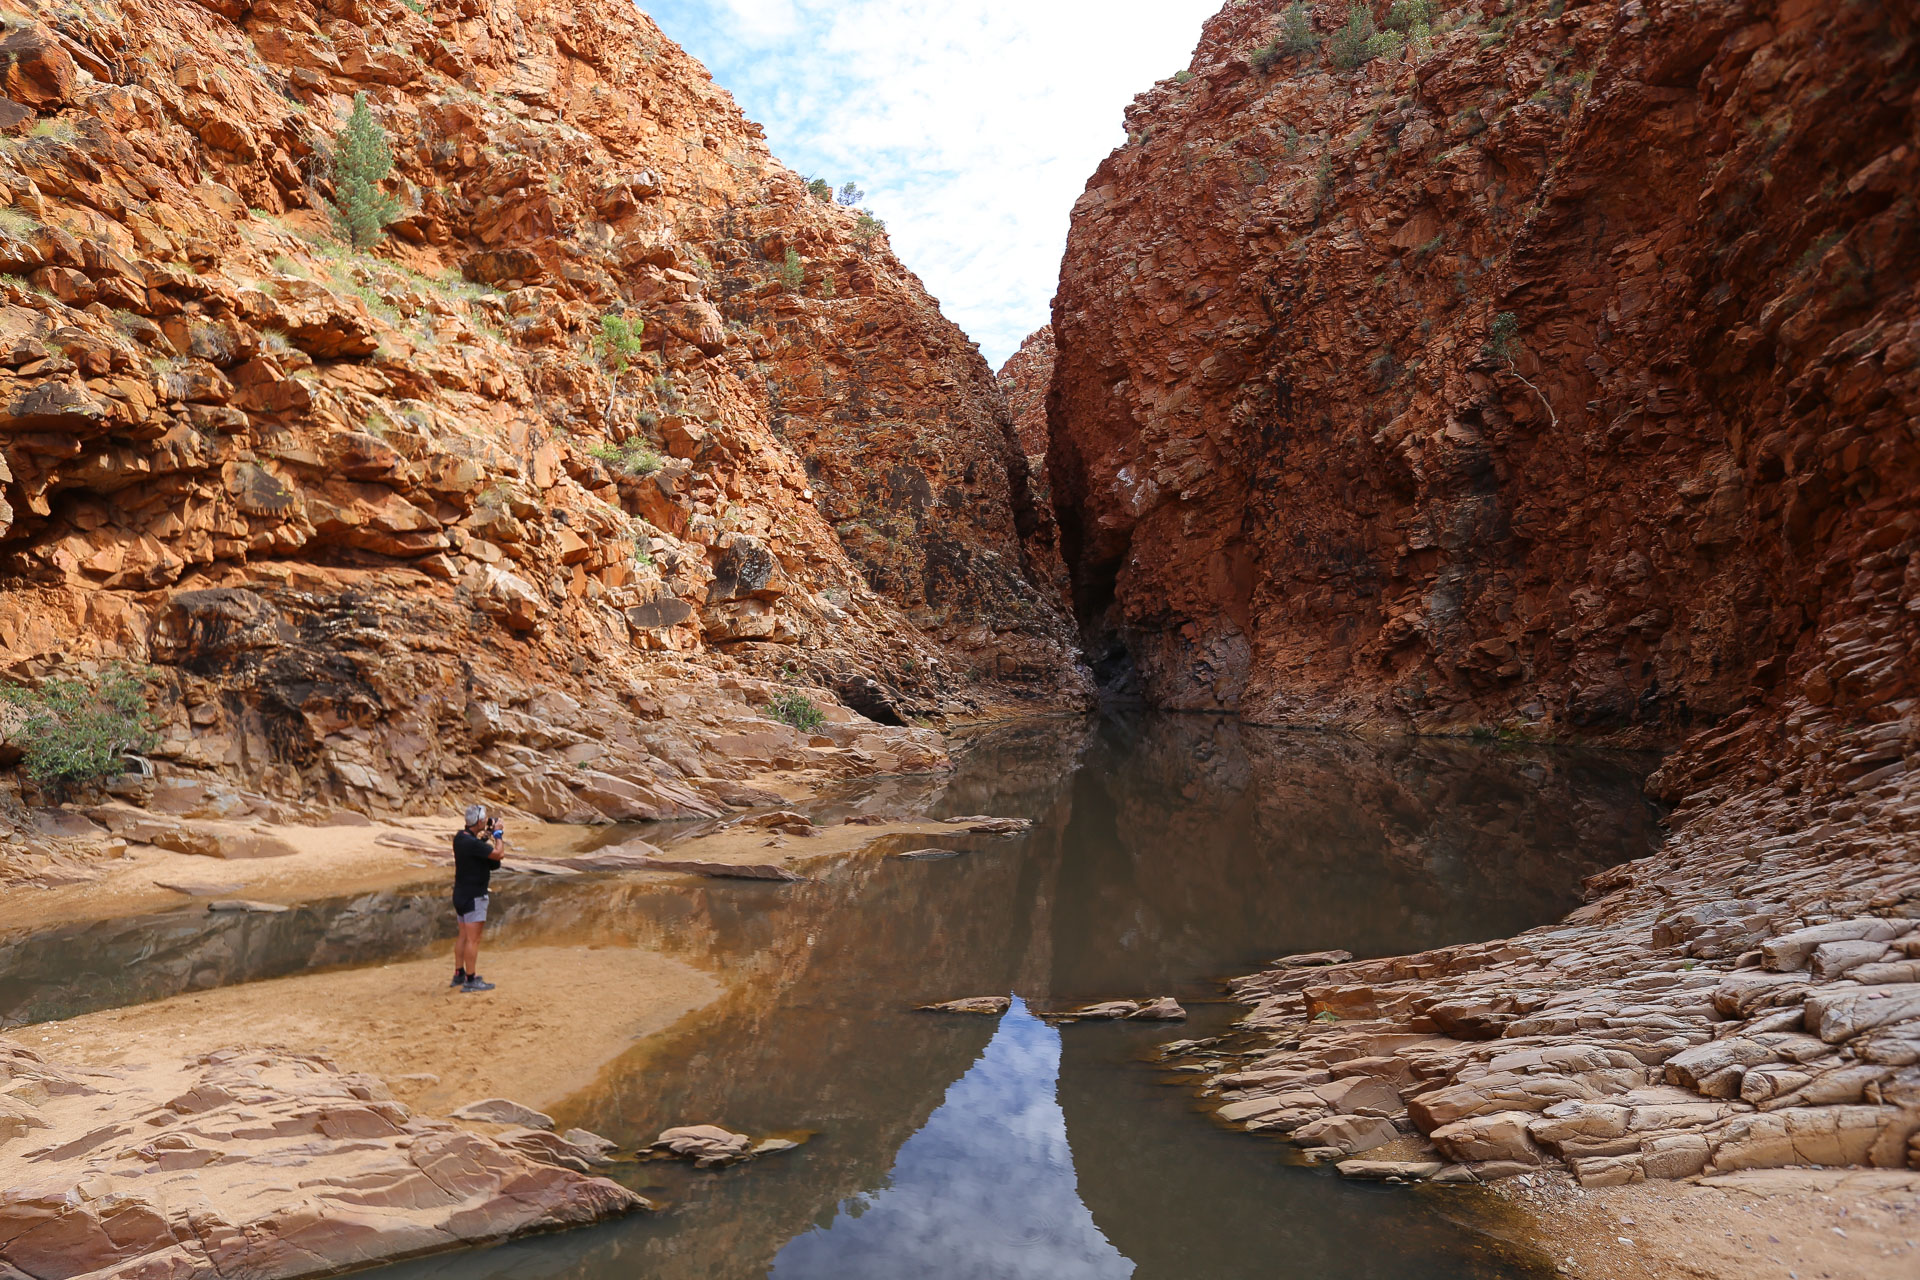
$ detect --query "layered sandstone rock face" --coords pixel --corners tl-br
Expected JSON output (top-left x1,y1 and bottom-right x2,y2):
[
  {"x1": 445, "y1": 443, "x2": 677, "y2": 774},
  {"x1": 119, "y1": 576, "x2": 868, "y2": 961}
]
[
  {"x1": 1050, "y1": 0, "x2": 1920, "y2": 1182},
  {"x1": 0, "y1": 1040, "x2": 644, "y2": 1278},
  {"x1": 0, "y1": 0, "x2": 1084, "y2": 834}
]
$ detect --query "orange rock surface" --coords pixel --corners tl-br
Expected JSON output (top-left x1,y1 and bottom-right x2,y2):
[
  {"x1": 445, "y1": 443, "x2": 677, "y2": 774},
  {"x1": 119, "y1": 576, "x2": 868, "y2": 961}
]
[{"x1": 0, "y1": 0, "x2": 1087, "y2": 826}]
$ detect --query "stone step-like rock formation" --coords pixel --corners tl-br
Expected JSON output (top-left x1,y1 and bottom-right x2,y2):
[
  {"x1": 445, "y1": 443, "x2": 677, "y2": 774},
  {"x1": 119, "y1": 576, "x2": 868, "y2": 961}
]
[
  {"x1": 0, "y1": 0, "x2": 1088, "y2": 851},
  {"x1": 1049, "y1": 0, "x2": 1919, "y2": 1181},
  {"x1": 0, "y1": 1041, "x2": 644, "y2": 1280}
]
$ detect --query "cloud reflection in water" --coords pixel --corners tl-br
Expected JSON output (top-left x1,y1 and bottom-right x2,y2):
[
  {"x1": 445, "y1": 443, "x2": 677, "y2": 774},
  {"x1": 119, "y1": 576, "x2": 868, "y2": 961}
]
[{"x1": 770, "y1": 998, "x2": 1132, "y2": 1279}]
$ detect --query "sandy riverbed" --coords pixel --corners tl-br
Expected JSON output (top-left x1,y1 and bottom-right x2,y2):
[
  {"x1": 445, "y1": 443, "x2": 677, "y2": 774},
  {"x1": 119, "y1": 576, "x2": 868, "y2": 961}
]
[
  {"x1": 0, "y1": 802, "x2": 976, "y2": 937},
  {"x1": 1499, "y1": 1167, "x2": 1920, "y2": 1280},
  {"x1": 33, "y1": 944, "x2": 723, "y2": 1116}
]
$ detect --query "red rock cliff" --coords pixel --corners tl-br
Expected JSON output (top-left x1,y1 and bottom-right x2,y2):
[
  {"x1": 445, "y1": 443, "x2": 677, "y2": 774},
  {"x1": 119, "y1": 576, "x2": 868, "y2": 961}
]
[
  {"x1": 996, "y1": 324, "x2": 1054, "y2": 461},
  {"x1": 1050, "y1": 0, "x2": 1920, "y2": 1187},
  {"x1": 0, "y1": 0, "x2": 1087, "y2": 821},
  {"x1": 1050, "y1": 0, "x2": 1917, "y2": 742}
]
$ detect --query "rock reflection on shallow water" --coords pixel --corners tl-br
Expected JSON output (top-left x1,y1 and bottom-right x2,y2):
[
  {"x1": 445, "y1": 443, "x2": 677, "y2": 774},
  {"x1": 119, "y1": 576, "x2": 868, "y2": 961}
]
[
  {"x1": 0, "y1": 716, "x2": 1659, "y2": 1278},
  {"x1": 363, "y1": 715, "x2": 1656, "y2": 1280}
]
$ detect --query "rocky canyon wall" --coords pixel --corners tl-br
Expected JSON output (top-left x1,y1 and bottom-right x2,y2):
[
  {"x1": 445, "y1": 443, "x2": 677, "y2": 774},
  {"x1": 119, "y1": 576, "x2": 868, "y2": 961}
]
[
  {"x1": 1050, "y1": 0, "x2": 1917, "y2": 744},
  {"x1": 1049, "y1": 0, "x2": 1920, "y2": 1186},
  {"x1": 996, "y1": 324, "x2": 1053, "y2": 463},
  {"x1": 0, "y1": 0, "x2": 1087, "y2": 832}
]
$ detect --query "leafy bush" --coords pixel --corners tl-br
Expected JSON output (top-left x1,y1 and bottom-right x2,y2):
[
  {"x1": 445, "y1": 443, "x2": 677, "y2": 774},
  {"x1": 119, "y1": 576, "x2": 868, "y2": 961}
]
[
  {"x1": 325, "y1": 93, "x2": 401, "y2": 249},
  {"x1": 854, "y1": 213, "x2": 885, "y2": 240},
  {"x1": 594, "y1": 313, "x2": 644, "y2": 372},
  {"x1": 587, "y1": 440, "x2": 664, "y2": 475},
  {"x1": 1366, "y1": 29, "x2": 1407, "y2": 60},
  {"x1": 1173, "y1": 69, "x2": 1193, "y2": 84},
  {"x1": 1329, "y1": 5, "x2": 1381, "y2": 70},
  {"x1": 1483, "y1": 310, "x2": 1521, "y2": 362},
  {"x1": 767, "y1": 691, "x2": 825, "y2": 734},
  {"x1": 0, "y1": 664, "x2": 158, "y2": 797},
  {"x1": 774, "y1": 248, "x2": 805, "y2": 289},
  {"x1": 1386, "y1": 0, "x2": 1436, "y2": 31},
  {"x1": 835, "y1": 181, "x2": 865, "y2": 207},
  {"x1": 1282, "y1": 1, "x2": 1320, "y2": 53},
  {"x1": 805, "y1": 177, "x2": 832, "y2": 201}
]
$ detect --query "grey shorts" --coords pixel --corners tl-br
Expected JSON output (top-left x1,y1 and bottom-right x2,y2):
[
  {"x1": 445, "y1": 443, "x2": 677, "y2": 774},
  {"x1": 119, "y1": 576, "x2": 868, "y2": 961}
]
[{"x1": 455, "y1": 894, "x2": 489, "y2": 924}]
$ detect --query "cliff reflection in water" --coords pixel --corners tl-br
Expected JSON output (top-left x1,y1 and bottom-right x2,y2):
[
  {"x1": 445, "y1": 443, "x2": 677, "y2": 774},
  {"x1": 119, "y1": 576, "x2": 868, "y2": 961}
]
[{"x1": 371, "y1": 714, "x2": 1657, "y2": 1280}]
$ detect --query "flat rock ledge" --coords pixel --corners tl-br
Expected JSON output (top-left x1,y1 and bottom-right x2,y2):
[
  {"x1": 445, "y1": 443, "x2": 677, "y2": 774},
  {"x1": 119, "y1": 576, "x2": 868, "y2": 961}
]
[
  {"x1": 1046, "y1": 997, "x2": 1187, "y2": 1023},
  {"x1": 1182, "y1": 791, "x2": 1920, "y2": 1188},
  {"x1": 0, "y1": 1043, "x2": 647, "y2": 1280},
  {"x1": 645, "y1": 1125, "x2": 803, "y2": 1168},
  {"x1": 916, "y1": 997, "x2": 1011, "y2": 1015}
]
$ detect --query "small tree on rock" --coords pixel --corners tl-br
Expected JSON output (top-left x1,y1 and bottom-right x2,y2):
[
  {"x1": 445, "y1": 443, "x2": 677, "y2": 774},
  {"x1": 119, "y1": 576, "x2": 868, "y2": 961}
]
[
  {"x1": 326, "y1": 92, "x2": 401, "y2": 250},
  {"x1": 1282, "y1": 2, "x2": 1319, "y2": 54},
  {"x1": 1483, "y1": 311, "x2": 1557, "y2": 428},
  {"x1": 1329, "y1": 4, "x2": 1381, "y2": 70},
  {"x1": 835, "y1": 181, "x2": 865, "y2": 207},
  {"x1": 593, "y1": 312, "x2": 644, "y2": 421}
]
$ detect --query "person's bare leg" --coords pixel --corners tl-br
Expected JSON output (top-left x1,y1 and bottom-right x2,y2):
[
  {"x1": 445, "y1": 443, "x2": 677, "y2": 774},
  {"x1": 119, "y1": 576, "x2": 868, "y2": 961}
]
[{"x1": 467, "y1": 921, "x2": 484, "y2": 976}]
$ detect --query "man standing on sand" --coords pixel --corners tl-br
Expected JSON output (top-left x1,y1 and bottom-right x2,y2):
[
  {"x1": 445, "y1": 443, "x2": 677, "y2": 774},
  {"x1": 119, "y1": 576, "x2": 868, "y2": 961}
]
[{"x1": 451, "y1": 804, "x2": 504, "y2": 993}]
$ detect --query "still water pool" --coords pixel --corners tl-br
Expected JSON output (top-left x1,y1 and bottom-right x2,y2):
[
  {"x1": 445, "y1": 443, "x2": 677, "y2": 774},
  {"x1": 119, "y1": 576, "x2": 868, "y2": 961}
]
[{"x1": 3, "y1": 715, "x2": 1664, "y2": 1278}]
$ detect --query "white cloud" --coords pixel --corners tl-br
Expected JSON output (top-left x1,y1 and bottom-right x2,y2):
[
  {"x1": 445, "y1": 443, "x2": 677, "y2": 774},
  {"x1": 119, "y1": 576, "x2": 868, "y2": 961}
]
[{"x1": 640, "y1": 0, "x2": 1220, "y2": 367}]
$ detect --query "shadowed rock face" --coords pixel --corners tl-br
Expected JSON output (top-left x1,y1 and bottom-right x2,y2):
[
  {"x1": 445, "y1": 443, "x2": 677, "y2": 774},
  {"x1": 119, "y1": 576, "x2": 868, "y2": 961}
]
[
  {"x1": 0, "y1": 0, "x2": 1087, "y2": 832},
  {"x1": 996, "y1": 325, "x2": 1055, "y2": 462},
  {"x1": 1048, "y1": 0, "x2": 1920, "y2": 1186},
  {"x1": 1049, "y1": 0, "x2": 1917, "y2": 741}
]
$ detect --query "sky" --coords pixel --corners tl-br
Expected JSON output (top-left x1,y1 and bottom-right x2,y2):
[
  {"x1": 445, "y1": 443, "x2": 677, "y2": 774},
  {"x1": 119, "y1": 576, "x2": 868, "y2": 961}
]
[{"x1": 640, "y1": 0, "x2": 1221, "y2": 369}]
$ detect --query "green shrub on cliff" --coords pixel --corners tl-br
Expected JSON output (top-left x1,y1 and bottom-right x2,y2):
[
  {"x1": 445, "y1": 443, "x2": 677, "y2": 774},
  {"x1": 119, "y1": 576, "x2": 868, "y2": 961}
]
[
  {"x1": 768, "y1": 691, "x2": 825, "y2": 734},
  {"x1": 1386, "y1": 0, "x2": 1437, "y2": 31},
  {"x1": 775, "y1": 248, "x2": 805, "y2": 289},
  {"x1": 1329, "y1": 5, "x2": 1382, "y2": 70},
  {"x1": 1282, "y1": 2, "x2": 1320, "y2": 54},
  {"x1": 0, "y1": 664, "x2": 158, "y2": 798},
  {"x1": 588, "y1": 439, "x2": 663, "y2": 476},
  {"x1": 325, "y1": 93, "x2": 401, "y2": 249},
  {"x1": 1366, "y1": 29, "x2": 1407, "y2": 60},
  {"x1": 805, "y1": 177, "x2": 832, "y2": 201},
  {"x1": 593, "y1": 313, "x2": 644, "y2": 373}
]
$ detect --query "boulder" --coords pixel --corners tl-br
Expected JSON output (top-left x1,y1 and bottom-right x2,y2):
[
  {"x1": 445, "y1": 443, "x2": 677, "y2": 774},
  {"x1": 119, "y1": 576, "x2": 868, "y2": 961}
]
[
  {"x1": 1429, "y1": 1112, "x2": 1543, "y2": 1165},
  {"x1": 1290, "y1": 1114, "x2": 1399, "y2": 1155},
  {"x1": 1336, "y1": 1158, "x2": 1444, "y2": 1181},
  {"x1": 917, "y1": 997, "x2": 1011, "y2": 1015},
  {"x1": 1761, "y1": 920, "x2": 1906, "y2": 973},
  {"x1": 1804, "y1": 985, "x2": 1920, "y2": 1044},
  {"x1": 1705, "y1": 1105, "x2": 1903, "y2": 1173},
  {"x1": 451, "y1": 1098, "x2": 555, "y2": 1131},
  {"x1": 647, "y1": 1124, "x2": 752, "y2": 1167}
]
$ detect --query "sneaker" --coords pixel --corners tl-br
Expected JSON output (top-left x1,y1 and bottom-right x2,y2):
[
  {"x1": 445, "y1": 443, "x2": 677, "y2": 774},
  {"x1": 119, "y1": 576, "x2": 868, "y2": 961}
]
[
  {"x1": 450, "y1": 971, "x2": 467, "y2": 988},
  {"x1": 461, "y1": 976, "x2": 496, "y2": 993}
]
